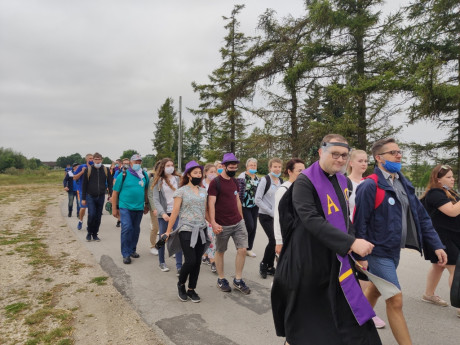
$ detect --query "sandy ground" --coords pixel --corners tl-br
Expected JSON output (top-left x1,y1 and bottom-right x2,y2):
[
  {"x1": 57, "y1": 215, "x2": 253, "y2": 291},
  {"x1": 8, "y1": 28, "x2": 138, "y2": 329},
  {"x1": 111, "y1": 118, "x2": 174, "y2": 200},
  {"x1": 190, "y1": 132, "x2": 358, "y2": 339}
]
[{"x1": 0, "y1": 184, "x2": 161, "y2": 345}]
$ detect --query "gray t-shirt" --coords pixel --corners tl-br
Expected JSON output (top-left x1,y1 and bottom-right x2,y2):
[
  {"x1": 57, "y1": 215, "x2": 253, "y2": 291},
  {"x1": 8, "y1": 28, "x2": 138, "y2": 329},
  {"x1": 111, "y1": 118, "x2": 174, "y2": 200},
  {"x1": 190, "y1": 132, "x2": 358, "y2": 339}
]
[{"x1": 173, "y1": 185, "x2": 207, "y2": 232}]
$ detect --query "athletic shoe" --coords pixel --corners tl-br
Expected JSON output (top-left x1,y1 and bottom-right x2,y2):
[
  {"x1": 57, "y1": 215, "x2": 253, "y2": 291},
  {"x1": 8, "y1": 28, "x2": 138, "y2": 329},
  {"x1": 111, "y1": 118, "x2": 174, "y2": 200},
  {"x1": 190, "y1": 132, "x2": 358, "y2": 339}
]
[
  {"x1": 93, "y1": 235, "x2": 101, "y2": 242},
  {"x1": 116, "y1": 220, "x2": 121, "y2": 228},
  {"x1": 187, "y1": 289, "x2": 201, "y2": 303},
  {"x1": 150, "y1": 248, "x2": 159, "y2": 255},
  {"x1": 246, "y1": 250, "x2": 257, "y2": 257},
  {"x1": 421, "y1": 294, "x2": 448, "y2": 307},
  {"x1": 217, "y1": 278, "x2": 231, "y2": 292},
  {"x1": 210, "y1": 262, "x2": 217, "y2": 274},
  {"x1": 201, "y1": 256, "x2": 210, "y2": 265},
  {"x1": 177, "y1": 283, "x2": 188, "y2": 302},
  {"x1": 176, "y1": 268, "x2": 181, "y2": 277},
  {"x1": 267, "y1": 266, "x2": 276, "y2": 276},
  {"x1": 77, "y1": 221, "x2": 83, "y2": 230},
  {"x1": 123, "y1": 257, "x2": 131, "y2": 264},
  {"x1": 233, "y1": 278, "x2": 251, "y2": 295},
  {"x1": 130, "y1": 252, "x2": 140, "y2": 258},
  {"x1": 86, "y1": 234, "x2": 92, "y2": 242},
  {"x1": 372, "y1": 316, "x2": 386, "y2": 329},
  {"x1": 159, "y1": 263, "x2": 169, "y2": 272},
  {"x1": 259, "y1": 262, "x2": 268, "y2": 279}
]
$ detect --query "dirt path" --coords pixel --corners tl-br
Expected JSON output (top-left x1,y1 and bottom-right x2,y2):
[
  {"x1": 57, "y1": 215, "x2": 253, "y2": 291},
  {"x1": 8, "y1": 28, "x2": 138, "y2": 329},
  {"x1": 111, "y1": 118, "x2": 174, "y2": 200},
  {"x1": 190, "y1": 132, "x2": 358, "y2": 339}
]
[{"x1": 0, "y1": 184, "x2": 161, "y2": 344}]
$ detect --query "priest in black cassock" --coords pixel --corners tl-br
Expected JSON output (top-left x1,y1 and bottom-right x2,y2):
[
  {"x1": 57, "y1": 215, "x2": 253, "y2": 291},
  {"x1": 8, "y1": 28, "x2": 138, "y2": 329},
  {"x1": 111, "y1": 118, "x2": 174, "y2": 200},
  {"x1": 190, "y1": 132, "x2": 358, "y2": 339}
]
[{"x1": 271, "y1": 134, "x2": 382, "y2": 345}]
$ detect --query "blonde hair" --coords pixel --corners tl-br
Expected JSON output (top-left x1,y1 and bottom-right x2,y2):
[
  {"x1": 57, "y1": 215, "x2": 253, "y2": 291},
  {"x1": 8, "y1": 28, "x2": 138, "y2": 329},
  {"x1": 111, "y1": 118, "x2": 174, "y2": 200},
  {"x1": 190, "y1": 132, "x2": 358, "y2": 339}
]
[
  {"x1": 268, "y1": 157, "x2": 282, "y2": 168},
  {"x1": 346, "y1": 150, "x2": 368, "y2": 175}
]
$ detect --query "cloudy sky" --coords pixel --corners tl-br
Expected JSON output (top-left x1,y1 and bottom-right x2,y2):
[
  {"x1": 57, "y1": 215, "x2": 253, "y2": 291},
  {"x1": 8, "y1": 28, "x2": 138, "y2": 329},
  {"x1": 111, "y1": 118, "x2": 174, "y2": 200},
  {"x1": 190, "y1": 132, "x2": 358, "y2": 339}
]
[{"x1": 0, "y1": 0, "x2": 444, "y2": 162}]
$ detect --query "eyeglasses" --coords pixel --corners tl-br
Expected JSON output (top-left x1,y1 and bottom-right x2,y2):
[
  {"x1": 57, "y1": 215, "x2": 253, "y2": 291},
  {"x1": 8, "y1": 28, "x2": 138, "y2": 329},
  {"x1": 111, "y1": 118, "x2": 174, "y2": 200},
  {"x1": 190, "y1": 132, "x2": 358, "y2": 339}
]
[
  {"x1": 330, "y1": 152, "x2": 349, "y2": 160},
  {"x1": 378, "y1": 150, "x2": 403, "y2": 157}
]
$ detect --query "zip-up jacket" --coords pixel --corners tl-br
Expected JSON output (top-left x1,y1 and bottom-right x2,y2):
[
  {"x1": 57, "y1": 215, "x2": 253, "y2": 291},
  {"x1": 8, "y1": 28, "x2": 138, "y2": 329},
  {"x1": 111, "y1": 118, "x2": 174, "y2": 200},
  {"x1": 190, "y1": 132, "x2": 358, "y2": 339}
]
[
  {"x1": 81, "y1": 167, "x2": 113, "y2": 201},
  {"x1": 353, "y1": 167, "x2": 444, "y2": 260}
]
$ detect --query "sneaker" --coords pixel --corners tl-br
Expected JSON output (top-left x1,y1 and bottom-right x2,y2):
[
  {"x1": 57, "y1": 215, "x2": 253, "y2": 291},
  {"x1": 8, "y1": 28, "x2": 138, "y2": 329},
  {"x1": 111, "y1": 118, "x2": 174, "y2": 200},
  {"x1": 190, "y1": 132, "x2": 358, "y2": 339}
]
[
  {"x1": 130, "y1": 252, "x2": 140, "y2": 258},
  {"x1": 116, "y1": 220, "x2": 121, "y2": 228},
  {"x1": 267, "y1": 266, "x2": 276, "y2": 276},
  {"x1": 159, "y1": 263, "x2": 169, "y2": 272},
  {"x1": 93, "y1": 235, "x2": 101, "y2": 242},
  {"x1": 86, "y1": 234, "x2": 92, "y2": 242},
  {"x1": 187, "y1": 289, "x2": 201, "y2": 303},
  {"x1": 233, "y1": 278, "x2": 251, "y2": 295},
  {"x1": 177, "y1": 283, "x2": 188, "y2": 302},
  {"x1": 176, "y1": 268, "x2": 181, "y2": 277},
  {"x1": 210, "y1": 262, "x2": 217, "y2": 274},
  {"x1": 77, "y1": 221, "x2": 83, "y2": 230},
  {"x1": 123, "y1": 256, "x2": 131, "y2": 264},
  {"x1": 217, "y1": 278, "x2": 231, "y2": 292},
  {"x1": 421, "y1": 294, "x2": 448, "y2": 307},
  {"x1": 150, "y1": 248, "x2": 159, "y2": 255},
  {"x1": 201, "y1": 256, "x2": 210, "y2": 265},
  {"x1": 259, "y1": 262, "x2": 268, "y2": 279},
  {"x1": 372, "y1": 316, "x2": 386, "y2": 329},
  {"x1": 246, "y1": 250, "x2": 257, "y2": 258}
]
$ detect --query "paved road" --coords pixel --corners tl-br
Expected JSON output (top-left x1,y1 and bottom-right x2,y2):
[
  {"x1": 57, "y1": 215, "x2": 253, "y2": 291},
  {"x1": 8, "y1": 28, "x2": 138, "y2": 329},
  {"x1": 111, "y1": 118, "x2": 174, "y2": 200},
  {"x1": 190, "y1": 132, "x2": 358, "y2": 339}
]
[{"x1": 62, "y1": 204, "x2": 459, "y2": 345}]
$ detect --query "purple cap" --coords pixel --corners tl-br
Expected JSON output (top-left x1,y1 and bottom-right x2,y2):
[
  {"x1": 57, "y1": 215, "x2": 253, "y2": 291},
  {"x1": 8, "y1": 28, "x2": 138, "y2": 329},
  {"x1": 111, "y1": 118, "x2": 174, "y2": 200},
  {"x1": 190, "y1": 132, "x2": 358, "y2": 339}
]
[
  {"x1": 130, "y1": 154, "x2": 142, "y2": 161},
  {"x1": 221, "y1": 152, "x2": 239, "y2": 164},
  {"x1": 183, "y1": 160, "x2": 203, "y2": 176}
]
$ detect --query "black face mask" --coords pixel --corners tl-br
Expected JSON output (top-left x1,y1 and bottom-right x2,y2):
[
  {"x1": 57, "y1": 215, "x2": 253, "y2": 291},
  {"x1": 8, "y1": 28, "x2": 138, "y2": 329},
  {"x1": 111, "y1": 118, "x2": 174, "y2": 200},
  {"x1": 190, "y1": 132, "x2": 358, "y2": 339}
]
[
  {"x1": 226, "y1": 169, "x2": 236, "y2": 178},
  {"x1": 191, "y1": 177, "x2": 201, "y2": 186}
]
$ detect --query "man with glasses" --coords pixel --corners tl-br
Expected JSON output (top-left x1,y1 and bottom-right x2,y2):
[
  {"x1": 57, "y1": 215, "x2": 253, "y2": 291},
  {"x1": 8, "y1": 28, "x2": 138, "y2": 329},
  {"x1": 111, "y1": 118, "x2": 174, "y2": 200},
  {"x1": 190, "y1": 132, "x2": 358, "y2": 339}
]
[
  {"x1": 354, "y1": 137, "x2": 447, "y2": 345},
  {"x1": 272, "y1": 134, "x2": 381, "y2": 345}
]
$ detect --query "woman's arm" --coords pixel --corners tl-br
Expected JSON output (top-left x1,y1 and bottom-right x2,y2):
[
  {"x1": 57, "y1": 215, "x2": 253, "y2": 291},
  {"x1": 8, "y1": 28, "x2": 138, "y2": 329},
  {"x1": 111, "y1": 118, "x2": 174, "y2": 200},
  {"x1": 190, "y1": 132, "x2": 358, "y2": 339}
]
[{"x1": 165, "y1": 197, "x2": 182, "y2": 237}]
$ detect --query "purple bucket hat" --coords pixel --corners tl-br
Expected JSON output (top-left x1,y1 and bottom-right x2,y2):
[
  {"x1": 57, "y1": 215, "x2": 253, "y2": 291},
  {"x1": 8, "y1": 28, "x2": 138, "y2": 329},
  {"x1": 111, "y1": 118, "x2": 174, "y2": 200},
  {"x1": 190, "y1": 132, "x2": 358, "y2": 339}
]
[
  {"x1": 183, "y1": 160, "x2": 203, "y2": 176},
  {"x1": 221, "y1": 152, "x2": 240, "y2": 164}
]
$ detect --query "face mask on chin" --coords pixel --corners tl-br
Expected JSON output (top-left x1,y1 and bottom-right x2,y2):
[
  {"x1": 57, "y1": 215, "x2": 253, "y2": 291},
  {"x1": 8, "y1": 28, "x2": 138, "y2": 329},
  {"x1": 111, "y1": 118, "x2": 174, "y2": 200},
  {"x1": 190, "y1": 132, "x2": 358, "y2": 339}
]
[
  {"x1": 94, "y1": 163, "x2": 102, "y2": 168},
  {"x1": 382, "y1": 160, "x2": 401, "y2": 173}
]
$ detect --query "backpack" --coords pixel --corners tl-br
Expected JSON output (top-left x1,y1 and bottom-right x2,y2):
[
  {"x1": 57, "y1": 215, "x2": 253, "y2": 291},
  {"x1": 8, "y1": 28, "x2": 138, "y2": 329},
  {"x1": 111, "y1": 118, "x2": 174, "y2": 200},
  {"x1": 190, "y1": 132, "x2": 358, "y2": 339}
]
[
  {"x1": 116, "y1": 169, "x2": 149, "y2": 209},
  {"x1": 364, "y1": 174, "x2": 385, "y2": 209},
  {"x1": 278, "y1": 183, "x2": 298, "y2": 248},
  {"x1": 263, "y1": 175, "x2": 284, "y2": 196}
]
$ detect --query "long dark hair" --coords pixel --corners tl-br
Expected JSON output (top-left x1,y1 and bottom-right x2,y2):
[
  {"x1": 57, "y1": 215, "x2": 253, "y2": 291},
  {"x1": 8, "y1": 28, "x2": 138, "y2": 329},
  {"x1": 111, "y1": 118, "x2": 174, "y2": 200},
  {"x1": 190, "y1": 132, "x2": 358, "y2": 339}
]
[
  {"x1": 180, "y1": 167, "x2": 203, "y2": 188},
  {"x1": 152, "y1": 158, "x2": 180, "y2": 190}
]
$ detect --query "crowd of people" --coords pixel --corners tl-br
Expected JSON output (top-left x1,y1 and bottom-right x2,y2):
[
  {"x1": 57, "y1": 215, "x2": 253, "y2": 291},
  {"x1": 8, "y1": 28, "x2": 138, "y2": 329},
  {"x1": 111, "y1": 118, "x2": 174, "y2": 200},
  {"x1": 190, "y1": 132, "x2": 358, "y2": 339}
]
[{"x1": 62, "y1": 134, "x2": 460, "y2": 345}]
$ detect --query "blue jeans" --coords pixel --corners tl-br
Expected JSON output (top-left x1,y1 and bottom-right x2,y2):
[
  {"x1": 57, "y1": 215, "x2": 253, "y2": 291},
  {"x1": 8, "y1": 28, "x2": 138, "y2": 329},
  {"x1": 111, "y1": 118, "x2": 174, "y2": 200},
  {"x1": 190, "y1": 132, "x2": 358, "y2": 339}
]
[
  {"x1": 158, "y1": 215, "x2": 182, "y2": 269},
  {"x1": 120, "y1": 208, "x2": 144, "y2": 258},
  {"x1": 67, "y1": 191, "x2": 80, "y2": 213},
  {"x1": 86, "y1": 194, "x2": 105, "y2": 236}
]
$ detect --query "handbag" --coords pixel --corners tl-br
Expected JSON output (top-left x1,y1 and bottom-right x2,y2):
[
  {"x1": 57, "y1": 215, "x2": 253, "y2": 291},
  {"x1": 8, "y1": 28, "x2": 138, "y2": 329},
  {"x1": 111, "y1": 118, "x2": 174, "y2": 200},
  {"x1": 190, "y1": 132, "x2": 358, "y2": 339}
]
[
  {"x1": 105, "y1": 201, "x2": 112, "y2": 215},
  {"x1": 451, "y1": 252, "x2": 460, "y2": 308}
]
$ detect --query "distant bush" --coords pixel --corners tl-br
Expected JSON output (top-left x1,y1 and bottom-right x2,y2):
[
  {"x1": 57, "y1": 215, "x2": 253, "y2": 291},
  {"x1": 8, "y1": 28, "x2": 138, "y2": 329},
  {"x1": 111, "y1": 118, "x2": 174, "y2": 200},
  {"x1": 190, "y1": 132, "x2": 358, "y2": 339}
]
[{"x1": 4, "y1": 167, "x2": 20, "y2": 175}]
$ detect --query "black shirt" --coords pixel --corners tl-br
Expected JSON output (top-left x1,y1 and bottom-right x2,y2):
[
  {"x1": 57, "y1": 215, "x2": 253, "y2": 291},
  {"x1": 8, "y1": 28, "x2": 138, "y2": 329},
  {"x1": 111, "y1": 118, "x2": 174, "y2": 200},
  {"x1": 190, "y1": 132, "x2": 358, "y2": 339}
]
[{"x1": 425, "y1": 188, "x2": 460, "y2": 233}]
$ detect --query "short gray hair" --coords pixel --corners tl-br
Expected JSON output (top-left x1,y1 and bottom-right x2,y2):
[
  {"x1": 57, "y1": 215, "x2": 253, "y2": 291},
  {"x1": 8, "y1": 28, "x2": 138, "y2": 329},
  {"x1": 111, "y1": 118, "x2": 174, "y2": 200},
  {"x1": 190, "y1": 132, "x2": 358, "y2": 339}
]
[{"x1": 246, "y1": 158, "x2": 257, "y2": 167}]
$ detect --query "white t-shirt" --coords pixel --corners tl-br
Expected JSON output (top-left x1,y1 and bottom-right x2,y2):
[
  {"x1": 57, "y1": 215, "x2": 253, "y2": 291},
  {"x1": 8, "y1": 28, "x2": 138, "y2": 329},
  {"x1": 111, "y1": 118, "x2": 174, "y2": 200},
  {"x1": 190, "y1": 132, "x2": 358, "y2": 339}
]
[
  {"x1": 348, "y1": 179, "x2": 361, "y2": 221},
  {"x1": 274, "y1": 181, "x2": 292, "y2": 245},
  {"x1": 162, "y1": 176, "x2": 178, "y2": 213}
]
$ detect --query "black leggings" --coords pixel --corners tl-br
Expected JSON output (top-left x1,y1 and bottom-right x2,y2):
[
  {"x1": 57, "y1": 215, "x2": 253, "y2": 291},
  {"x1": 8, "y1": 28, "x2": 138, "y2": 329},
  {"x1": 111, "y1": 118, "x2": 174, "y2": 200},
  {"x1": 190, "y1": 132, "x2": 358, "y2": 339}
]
[
  {"x1": 243, "y1": 206, "x2": 259, "y2": 250},
  {"x1": 259, "y1": 214, "x2": 276, "y2": 267},
  {"x1": 178, "y1": 231, "x2": 206, "y2": 290}
]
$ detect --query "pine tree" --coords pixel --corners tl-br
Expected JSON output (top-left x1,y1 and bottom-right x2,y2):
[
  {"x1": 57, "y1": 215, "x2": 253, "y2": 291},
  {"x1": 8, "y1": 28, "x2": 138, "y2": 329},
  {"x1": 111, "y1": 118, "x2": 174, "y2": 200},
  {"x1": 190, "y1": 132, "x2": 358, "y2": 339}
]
[
  {"x1": 152, "y1": 98, "x2": 178, "y2": 161},
  {"x1": 183, "y1": 118, "x2": 204, "y2": 163}
]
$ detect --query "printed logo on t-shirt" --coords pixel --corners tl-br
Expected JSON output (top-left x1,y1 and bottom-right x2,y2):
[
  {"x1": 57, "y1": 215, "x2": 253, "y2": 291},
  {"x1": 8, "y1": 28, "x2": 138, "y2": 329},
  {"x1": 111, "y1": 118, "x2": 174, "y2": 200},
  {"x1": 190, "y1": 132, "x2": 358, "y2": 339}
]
[{"x1": 234, "y1": 191, "x2": 237, "y2": 195}]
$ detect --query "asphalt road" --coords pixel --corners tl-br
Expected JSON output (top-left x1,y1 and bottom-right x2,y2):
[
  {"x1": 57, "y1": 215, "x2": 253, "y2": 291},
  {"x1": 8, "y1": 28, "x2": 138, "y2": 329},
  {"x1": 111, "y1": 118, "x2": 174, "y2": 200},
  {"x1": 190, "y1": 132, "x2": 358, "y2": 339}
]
[{"x1": 62, "y1": 203, "x2": 459, "y2": 345}]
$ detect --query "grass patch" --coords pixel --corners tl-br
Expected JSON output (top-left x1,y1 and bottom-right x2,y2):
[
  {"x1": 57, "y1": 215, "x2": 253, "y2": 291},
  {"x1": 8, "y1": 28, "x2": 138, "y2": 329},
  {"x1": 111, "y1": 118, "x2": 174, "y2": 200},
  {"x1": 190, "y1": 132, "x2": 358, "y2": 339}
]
[
  {"x1": 0, "y1": 170, "x2": 64, "y2": 186},
  {"x1": 90, "y1": 276, "x2": 109, "y2": 286},
  {"x1": 4, "y1": 302, "x2": 30, "y2": 318}
]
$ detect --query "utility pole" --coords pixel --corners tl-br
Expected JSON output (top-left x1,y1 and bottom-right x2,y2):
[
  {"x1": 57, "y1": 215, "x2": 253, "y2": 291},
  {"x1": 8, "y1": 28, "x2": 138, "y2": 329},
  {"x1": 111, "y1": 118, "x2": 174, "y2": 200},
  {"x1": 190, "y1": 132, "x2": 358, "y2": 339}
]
[{"x1": 178, "y1": 96, "x2": 182, "y2": 172}]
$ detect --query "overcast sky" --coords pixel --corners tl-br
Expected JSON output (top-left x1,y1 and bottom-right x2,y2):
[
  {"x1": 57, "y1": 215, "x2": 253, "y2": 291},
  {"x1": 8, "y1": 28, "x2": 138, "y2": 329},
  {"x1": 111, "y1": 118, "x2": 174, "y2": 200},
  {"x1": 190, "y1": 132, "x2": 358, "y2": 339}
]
[{"x1": 0, "y1": 0, "x2": 445, "y2": 162}]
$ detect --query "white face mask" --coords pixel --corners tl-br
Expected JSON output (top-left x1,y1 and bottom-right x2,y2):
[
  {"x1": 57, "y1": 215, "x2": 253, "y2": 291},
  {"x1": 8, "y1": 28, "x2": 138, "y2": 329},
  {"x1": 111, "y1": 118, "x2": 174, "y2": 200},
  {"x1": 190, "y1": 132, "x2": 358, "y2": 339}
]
[
  {"x1": 94, "y1": 163, "x2": 102, "y2": 168},
  {"x1": 165, "y1": 166, "x2": 174, "y2": 175}
]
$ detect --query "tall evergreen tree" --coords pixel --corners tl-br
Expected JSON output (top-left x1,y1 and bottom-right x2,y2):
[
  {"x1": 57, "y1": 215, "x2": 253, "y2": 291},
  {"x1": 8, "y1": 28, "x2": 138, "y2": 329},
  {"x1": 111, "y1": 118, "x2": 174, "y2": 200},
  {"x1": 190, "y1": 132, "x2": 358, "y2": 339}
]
[
  {"x1": 183, "y1": 118, "x2": 204, "y2": 163},
  {"x1": 396, "y1": 0, "x2": 460, "y2": 183},
  {"x1": 191, "y1": 4, "x2": 255, "y2": 157},
  {"x1": 152, "y1": 98, "x2": 178, "y2": 161}
]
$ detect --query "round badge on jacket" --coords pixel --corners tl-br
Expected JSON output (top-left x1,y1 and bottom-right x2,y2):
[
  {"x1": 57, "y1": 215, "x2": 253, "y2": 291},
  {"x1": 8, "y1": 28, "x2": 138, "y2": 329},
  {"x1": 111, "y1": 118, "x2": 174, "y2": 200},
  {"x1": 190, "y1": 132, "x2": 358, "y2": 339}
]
[{"x1": 388, "y1": 197, "x2": 395, "y2": 205}]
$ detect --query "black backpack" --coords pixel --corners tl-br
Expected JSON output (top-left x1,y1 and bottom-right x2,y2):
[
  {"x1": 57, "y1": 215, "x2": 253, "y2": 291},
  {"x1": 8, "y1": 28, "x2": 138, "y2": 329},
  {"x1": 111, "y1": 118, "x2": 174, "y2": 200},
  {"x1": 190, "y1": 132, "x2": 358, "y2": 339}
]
[
  {"x1": 262, "y1": 175, "x2": 284, "y2": 195},
  {"x1": 278, "y1": 182, "x2": 298, "y2": 249}
]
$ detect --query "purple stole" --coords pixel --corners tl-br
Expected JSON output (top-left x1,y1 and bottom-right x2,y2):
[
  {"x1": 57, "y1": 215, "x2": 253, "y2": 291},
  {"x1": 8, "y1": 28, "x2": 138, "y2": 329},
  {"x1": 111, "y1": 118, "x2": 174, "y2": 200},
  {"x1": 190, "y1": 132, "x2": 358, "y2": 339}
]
[{"x1": 304, "y1": 161, "x2": 375, "y2": 326}]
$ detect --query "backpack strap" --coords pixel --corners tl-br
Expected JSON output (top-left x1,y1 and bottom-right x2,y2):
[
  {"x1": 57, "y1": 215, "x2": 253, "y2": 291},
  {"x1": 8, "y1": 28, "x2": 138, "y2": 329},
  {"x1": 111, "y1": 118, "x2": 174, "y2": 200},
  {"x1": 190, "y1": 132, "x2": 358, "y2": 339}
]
[
  {"x1": 264, "y1": 175, "x2": 271, "y2": 195},
  {"x1": 365, "y1": 174, "x2": 385, "y2": 209},
  {"x1": 87, "y1": 165, "x2": 92, "y2": 180}
]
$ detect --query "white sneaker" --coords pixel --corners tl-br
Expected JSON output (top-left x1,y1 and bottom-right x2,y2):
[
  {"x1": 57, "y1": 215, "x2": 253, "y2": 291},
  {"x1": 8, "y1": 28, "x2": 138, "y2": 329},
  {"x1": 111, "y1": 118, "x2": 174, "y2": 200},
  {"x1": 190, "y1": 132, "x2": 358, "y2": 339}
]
[
  {"x1": 150, "y1": 247, "x2": 158, "y2": 255},
  {"x1": 246, "y1": 250, "x2": 257, "y2": 257},
  {"x1": 159, "y1": 263, "x2": 169, "y2": 272}
]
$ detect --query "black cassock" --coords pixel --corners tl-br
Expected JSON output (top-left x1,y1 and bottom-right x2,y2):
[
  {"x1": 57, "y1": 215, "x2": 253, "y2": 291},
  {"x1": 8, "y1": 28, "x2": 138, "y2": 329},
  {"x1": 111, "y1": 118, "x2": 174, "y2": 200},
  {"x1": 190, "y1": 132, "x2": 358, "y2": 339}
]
[{"x1": 271, "y1": 173, "x2": 381, "y2": 345}]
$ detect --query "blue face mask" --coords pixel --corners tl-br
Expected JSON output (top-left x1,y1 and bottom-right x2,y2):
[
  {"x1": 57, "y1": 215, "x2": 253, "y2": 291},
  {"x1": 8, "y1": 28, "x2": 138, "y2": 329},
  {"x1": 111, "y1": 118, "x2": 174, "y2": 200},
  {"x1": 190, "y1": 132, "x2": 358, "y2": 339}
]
[
  {"x1": 382, "y1": 160, "x2": 401, "y2": 173},
  {"x1": 88, "y1": 161, "x2": 94, "y2": 166},
  {"x1": 132, "y1": 164, "x2": 141, "y2": 171},
  {"x1": 217, "y1": 168, "x2": 223, "y2": 174},
  {"x1": 249, "y1": 169, "x2": 257, "y2": 174},
  {"x1": 271, "y1": 172, "x2": 281, "y2": 178}
]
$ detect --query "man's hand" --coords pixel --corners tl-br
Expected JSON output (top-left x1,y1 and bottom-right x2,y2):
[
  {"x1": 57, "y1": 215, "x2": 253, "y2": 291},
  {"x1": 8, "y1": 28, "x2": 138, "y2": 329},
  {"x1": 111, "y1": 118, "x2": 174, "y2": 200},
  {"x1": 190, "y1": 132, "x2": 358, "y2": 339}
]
[
  {"x1": 211, "y1": 221, "x2": 223, "y2": 234},
  {"x1": 350, "y1": 239, "x2": 374, "y2": 257},
  {"x1": 81, "y1": 200, "x2": 86, "y2": 206},
  {"x1": 435, "y1": 249, "x2": 448, "y2": 266},
  {"x1": 143, "y1": 204, "x2": 149, "y2": 215},
  {"x1": 357, "y1": 260, "x2": 368, "y2": 270},
  {"x1": 275, "y1": 244, "x2": 283, "y2": 255},
  {"x1": 112, "y1": 209, "x2": 119, "y2": 218},
  {"x1": 64, "y1": 187, "x2": 69, "y2": 191}
]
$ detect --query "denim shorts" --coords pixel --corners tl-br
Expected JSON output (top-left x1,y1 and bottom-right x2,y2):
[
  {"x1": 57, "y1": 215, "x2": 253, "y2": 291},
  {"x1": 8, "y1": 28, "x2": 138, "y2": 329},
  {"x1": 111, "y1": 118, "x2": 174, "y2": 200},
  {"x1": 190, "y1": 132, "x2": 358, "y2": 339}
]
[{"x1": 367, "y1": 255, "x2": 401, "y2": 290}]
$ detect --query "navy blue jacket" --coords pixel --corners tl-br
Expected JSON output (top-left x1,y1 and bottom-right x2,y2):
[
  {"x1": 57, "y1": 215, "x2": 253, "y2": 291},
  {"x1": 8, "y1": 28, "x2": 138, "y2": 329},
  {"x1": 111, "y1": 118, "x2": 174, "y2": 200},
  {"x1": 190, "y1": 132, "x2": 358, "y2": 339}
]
[{"x1": 354, "y1": 168, "x2": 444, "y2": 260}]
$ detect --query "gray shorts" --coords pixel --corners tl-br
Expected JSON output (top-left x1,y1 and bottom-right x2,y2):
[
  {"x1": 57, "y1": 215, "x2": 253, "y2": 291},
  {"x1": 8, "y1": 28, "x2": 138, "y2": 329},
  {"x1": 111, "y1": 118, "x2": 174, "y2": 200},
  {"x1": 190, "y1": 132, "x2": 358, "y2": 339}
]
[{"x1": 215, "y1": 220, "x2": 248, "y2": 253}]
